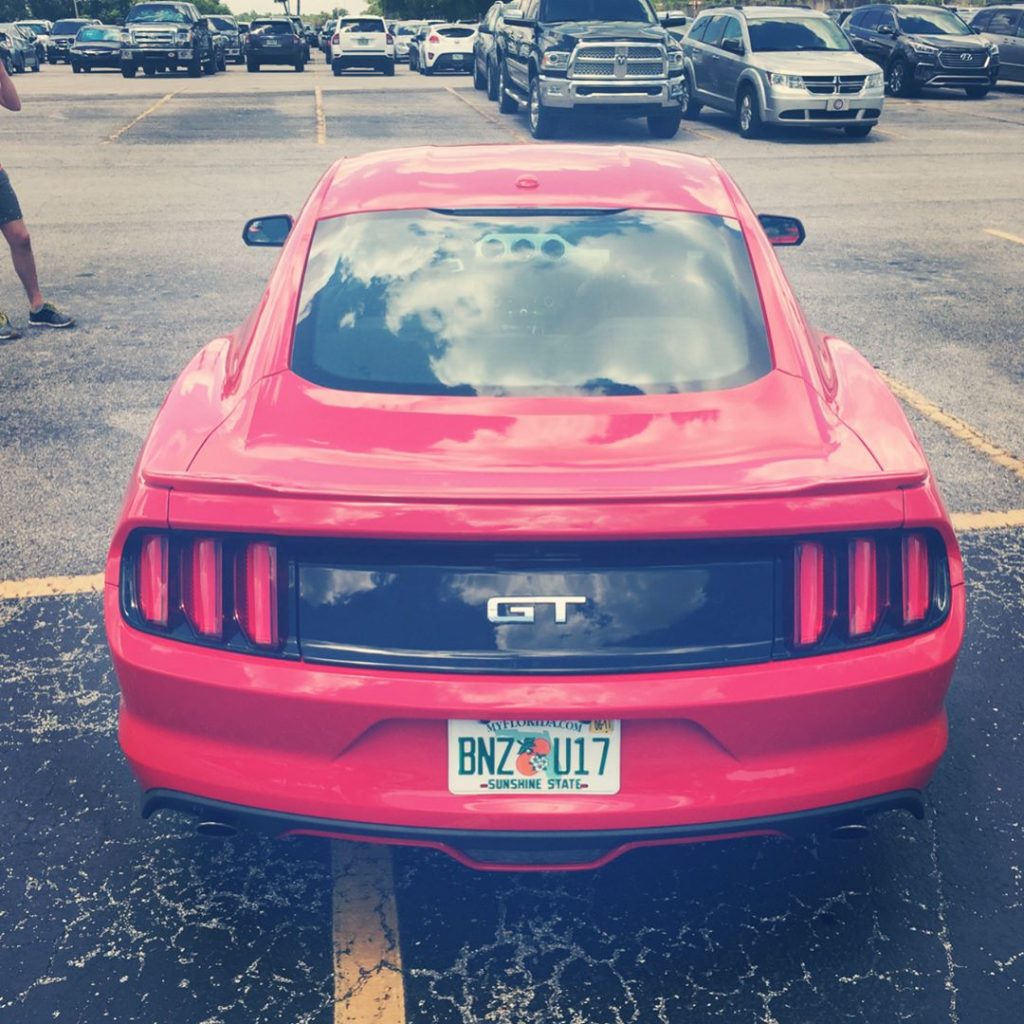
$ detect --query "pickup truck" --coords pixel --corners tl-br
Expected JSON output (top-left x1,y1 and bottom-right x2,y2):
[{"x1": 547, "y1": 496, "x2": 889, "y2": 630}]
[
  {"x1": 493, "y1": 0, "x2": 688, "y2": 138},
  {"x1": 121, "y1": 1, "x2": 216, "y2": 78}
]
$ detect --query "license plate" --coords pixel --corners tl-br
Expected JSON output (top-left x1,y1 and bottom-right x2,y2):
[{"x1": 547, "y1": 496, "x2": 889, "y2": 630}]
[
  {"x1": 448, "y1": 720, "x2": 621, "y2": 795},
  {"x1": 356, "y1": 37, "x2": 368, "y2": 45},
  {"x1": 265, "y1": 39, "x2": 281, "y2": 46}
]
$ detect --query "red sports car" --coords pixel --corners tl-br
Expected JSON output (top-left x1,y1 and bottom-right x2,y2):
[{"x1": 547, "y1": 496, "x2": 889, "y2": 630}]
[{"x1": 105, "y1": 145, "x2": 964, "y2": 871}]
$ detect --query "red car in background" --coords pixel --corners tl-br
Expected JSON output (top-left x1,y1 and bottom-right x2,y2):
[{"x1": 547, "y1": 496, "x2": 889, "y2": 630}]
[{"x1": 104, "y1": 145, "x2": 964, "y2": 871}]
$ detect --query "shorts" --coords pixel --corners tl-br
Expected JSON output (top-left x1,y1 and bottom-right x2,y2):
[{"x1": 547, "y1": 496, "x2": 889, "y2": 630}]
[{"x1": 0, "y1": 170, "x2": 24, "y2": 227}]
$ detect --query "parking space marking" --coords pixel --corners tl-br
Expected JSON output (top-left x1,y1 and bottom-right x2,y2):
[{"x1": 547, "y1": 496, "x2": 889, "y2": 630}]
[
  {"x1": 951, "y1": 509, "x2": 1024, "y2": 532},
  {"x1": 315, "y1": 86, "x2": 327, "y2": 145},
  {"x1": 879, "y1": 370, "x2": 1024, "y2": 482},
  {"x1": 444, "y1": 86, "x2": 532, "y2": 144},
  {"x1": 105, "y1": 89, "x2": 186, "y2": 144},
  {"x1": 332, "y1": 842, "x2": 406, "y2": 1024},
  {"x1": 0, "y1": 573, "x2": 103, "y2": 601},
  {"x1": 984, "y1": 228, "x2": 1024, "y2": 247}
]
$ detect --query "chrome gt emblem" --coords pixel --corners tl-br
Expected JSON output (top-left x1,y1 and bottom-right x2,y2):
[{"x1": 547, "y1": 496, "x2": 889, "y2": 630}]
[{"x1": 487, "y1": 596, "x2": 587, "y2": 624}]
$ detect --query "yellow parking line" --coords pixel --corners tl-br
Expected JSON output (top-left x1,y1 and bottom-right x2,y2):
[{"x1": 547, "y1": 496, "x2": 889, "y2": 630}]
[
  {"x1": 878, "y1": 370, "x2": 1024, "y2": 482},
  {"x1": 445, "y1": 85, "x2": 532, "y2": 144},
  {"x1": 984, "y1": 228, "x2": 1024, "y2": 247},
  {"x1": 315, "y1": 86, "x2": 327, "y2": 145},
  {"x1": 952, "y1": 509, "x2": 1024, "y2": 532},
  {"x1": 332, "y1": 842, "x2": 406, "y2": 1024},
  {"x1": 105, "y1": 89, "x2": 184, "y2": 143},
  {"x1": 0, "y1": 573, "x2": 104, "y2": 601}
]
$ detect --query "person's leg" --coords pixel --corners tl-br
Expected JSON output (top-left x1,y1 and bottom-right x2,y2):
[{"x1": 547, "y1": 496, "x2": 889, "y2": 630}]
[{"x1": 1, "y1": 218, "x2": 43, "y2": 309}]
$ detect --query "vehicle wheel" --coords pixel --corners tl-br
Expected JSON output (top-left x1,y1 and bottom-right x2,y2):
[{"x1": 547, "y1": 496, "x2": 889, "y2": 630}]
[
  {"x1": 217, "y1": 53, "x2": 226, "y2": 71},
  {"x1": 497, "y1": 60, "x2": 517, "y2": 113},
  {"x1": 528, "y1": 74, "x2": 559, "y2": 138},
  {"x1": 844, "y1": 123, "x2": 873, "y2": 138},
  {"x1": 2, "y1": 58, "x2": 11, "y2": 75},
  {"x1": 247, "y1": 59, "x2": 259, "y2": 72},
  {"x1": 121, "y1": 63, "x2": 137, "y2": 78},
  {"x1": 964, "y1": 85, "x2": 990, "y2": 99},
  {"x1": 294, "y1": 57, "x2": 303, "y2": 71},
  {"x1": 384, "y1": 59, "x2": 394, "y2": 76},
  {"x1": 647, "y1": 107, "x2": 682, "y2": 139},
  {"x1": 736, "y1": 86, "x2": 763, "y2": 139},
  {"x1": 421, "y1": 59, "x2": 433, "y2": 76},
  {"x1": 14, "y1": 53, "x2": 24, "y2": 73},
  {"x1": 83, "y1": 65, "x2": 92, "y2": 73},
  {"x1": 72, "y1": 61, "x2": 81, "y2": 73},
  {"x1": 473, "y1": 57, "x2": 486, "y2": 90},
  {"x1": 144, "y1": 65, "x2": 157, "y2": 76},
  {"x1": 188, "y1": 52, "x2": 202, "y2": 77},
  {"x1": 680, "y1": 73, "x2": 702, "y2": 119},
  {"x1": 409, "y1": 51, "x2": 417, "y2": 71},
  {"x1": 887, "y1": 58, "x2": 916, "y2": 97},
  {"x1": 31, "y1": 58, "x2": 40, "y2": 72},
  {"x1": 486, "y1": 57, "x2": 498, "y2": 101},
  {"x1": 332, "y1": 61, "x2": 342, "y2": 76}
]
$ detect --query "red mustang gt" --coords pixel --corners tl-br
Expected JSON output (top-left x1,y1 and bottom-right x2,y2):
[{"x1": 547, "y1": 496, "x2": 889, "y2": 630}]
[{"x1": 105, "y1": 145, "x2": 964, "y2": 871}]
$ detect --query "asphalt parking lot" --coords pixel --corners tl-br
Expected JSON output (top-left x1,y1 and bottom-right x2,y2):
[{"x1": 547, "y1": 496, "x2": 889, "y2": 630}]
[{"x1": 1, "y1": 59, "x2": 1023, "y2": 1024}]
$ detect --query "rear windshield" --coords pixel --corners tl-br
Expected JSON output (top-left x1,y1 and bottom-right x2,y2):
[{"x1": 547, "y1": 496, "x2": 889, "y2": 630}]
[
  {"x1": 126, "y1": 5, "x2": 189, "y2": 23},
  {"x1": 77, "y1": 27, "x2": 120, "y2": 40},
  {"x1": 53, "y1": 20, "x2": 89, "y2": 33},
  {"x1": 544, "y1": 0, "x2": 656, "y2": 23},
  {"x1": 19, "y1": 22, "x2": 48, "y2": 32},
  {"x1": 292, "y1": 209, "x2": 771, "y2": 398},
  {"x1": 339, "y1": 18, "x2": 385, "y2": 31},
  {"x1": 209, "y1": 17, "x2": 237, "y2": 31},
  {"x1": 251, "y1": 20, "x2": 291, "y2": 34},
  {"x1": 896, "y1": 8, "x2": 971, "y2": 34},
  {"x1": 436, "y1": 26, "x2": 476, "y2": 36},
  {"x1": 747, "y1": 16, "x2": 853, "y2": 51}
]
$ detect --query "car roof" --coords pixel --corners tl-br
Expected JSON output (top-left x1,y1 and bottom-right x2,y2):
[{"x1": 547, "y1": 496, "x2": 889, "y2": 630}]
[
  {"x1": 315, "y1": 145, "x2": 736, "y2": 221},
  {"x1": 701, "y1": 4, "x2": 829, "y2": 15}
]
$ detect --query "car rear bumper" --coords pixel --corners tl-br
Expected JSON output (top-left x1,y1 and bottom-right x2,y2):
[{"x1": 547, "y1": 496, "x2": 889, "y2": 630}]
[
  {"x1": 426, "y1": 52, "x2": 472, "y2": 71},
  {"x1": 541, "y1": 74, "x2": 683, "y2": 111},
  {"x1": 108, "y1": 579, "x2": 964, "y2": 868},
  {"x1": 144, "y1": 787, "x2": 926, "y2": 870}
]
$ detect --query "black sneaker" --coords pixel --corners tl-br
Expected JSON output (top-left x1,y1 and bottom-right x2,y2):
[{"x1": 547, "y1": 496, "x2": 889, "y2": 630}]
[
  {"x1": 0, "y1": 311, "x2": 21, "y2": 341},
  {"x1": 29, "y1": 302, "x2": 75, "y2": 329}
]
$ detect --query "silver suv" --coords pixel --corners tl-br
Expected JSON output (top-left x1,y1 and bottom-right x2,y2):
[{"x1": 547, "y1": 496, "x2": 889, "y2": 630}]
[{"x1": 681, "y1": 6, "x2": 885, "y2": 139}]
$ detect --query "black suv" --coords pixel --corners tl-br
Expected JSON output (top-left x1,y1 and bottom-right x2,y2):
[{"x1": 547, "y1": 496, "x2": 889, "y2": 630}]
[
  {"x1": 494, "y1": 0, "x2": 688, "y2": 139},
  {"x1": 845, "y1": 4, "x2": 998, "y2": 97},
  {"x1": 246, "y1": 17, "x2": 306, "y2": 72}
]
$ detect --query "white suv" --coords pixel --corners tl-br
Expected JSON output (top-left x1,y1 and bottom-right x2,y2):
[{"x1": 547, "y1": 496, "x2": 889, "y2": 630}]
[
  {"x1": 417, "y1": 23, "x2": 477, "y2": 75},
  {"x1": 330, "y1": 15, "x2": 395, "y2": 76}
]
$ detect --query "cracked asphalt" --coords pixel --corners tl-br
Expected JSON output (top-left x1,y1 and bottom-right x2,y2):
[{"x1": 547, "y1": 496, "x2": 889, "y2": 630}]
[{"x1": 1, "y1": 61, "x2": 1023, "y2": 1024}]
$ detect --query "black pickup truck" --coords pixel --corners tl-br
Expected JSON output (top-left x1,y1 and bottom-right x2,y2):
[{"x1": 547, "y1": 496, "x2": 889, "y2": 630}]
[{"x1": 493, "y1": 0, "x2": 688, "y2": 138}]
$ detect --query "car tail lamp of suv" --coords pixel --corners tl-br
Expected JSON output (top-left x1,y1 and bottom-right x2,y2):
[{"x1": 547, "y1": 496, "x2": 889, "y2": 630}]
[
  {"x1": 122, "y1": 531, "x2": 292, "y2": 656},
  {"x1": 121, "y1": 529, "x2": 951, "y2": 666}
]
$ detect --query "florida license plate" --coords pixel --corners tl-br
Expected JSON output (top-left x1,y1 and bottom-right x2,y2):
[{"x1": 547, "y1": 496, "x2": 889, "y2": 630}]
[{"x1": 448, "y1": 720, "x2": 621, "y2": 795}]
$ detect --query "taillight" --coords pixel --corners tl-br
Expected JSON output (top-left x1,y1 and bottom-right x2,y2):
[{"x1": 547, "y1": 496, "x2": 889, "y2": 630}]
[
  {"x1": 386, "y1": 32, "x2": 393, "y2": 43},
  {"x1": 901, "y1": 533, "x2": 930, "y2": 625},
  {"x1": 332, "y1": 32, "x2": 339, "y2": 44},
  {"x1": 428, "y1": 33, "x2": 440, "y2": 42},
  {"x1": 793, "y1": 541, "x2": 827, "y2": 647},
  {"x1": 847, "y1": 537, "x2": 880, "y2": 637},
  {"x1": 137, "y1": 535, "x2": 169, "y2": 627},
  {"x1": 183, "y1": 537, "x2": 223, "y2": 638},
  {"x1": 236, "y1": 542, "x2": 280, "y2": 648}
]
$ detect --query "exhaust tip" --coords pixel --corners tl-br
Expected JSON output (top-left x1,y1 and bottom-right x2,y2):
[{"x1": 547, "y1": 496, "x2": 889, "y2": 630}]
[
  {"x1": 196, "y1": 820, "x2": 237, "y2": 838},
  {"x1": 831, "y1": 822, "x2": 871, "y2": 839}
]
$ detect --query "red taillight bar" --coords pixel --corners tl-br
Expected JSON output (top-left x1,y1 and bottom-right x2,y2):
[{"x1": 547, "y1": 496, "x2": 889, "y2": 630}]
[
  {"x1": 236, "y1": 542, "x2": 280, "y2": 648},
  {"x1": 137, "y1": 535, "x2": 169, "y2": 627},
  {"x1": 793, "y1": 541, "x2": 827, "y2": 647},
  {"x1": 428, "y1": 33, "x2": 440, "y2": 42},
  {"x1": 902, "y1": 533, "x2": 930, "y2": 625},
  {"x1": 183, "y1": 537, "x2": 223, "y2": 638},
  {"x1": 848, "y1": 537, "x2": 880, "y2": 638}
]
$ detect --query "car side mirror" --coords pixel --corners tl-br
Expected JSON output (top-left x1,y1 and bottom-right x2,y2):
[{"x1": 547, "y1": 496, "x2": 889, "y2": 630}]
[
  {"x1": 877, "y1": 23, "x2": 894, "y2": 35},
  {"x1": 243, "y1": 215, "x2": 293, "y2": 247},
  {"x1": 662, "y1": 15, "x2": 689, "y2": 27},
  {"x1": 758, "y1": 214, "x2": 805, "y2": 247},
  {"x1": 721, "y1": 36, "x2": 744, "y2": 54}
]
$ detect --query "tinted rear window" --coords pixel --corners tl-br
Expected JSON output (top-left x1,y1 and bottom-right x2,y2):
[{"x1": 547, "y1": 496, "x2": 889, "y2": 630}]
[
  {"x1": 292, "y1": 209, "x2": 771, "y2": 398},
  {"x1": 339, "y1": 18, "x2": 385, "y2": 32},
  {"x1": 53, "y1": 20, "x2": 89, "y2": 33},
  {"x1": 436, "y1": 26, "x2": 475, "y2": 36},
  {"x1": 251, "y1": 20, "x2": 291, "y2": 33}
]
